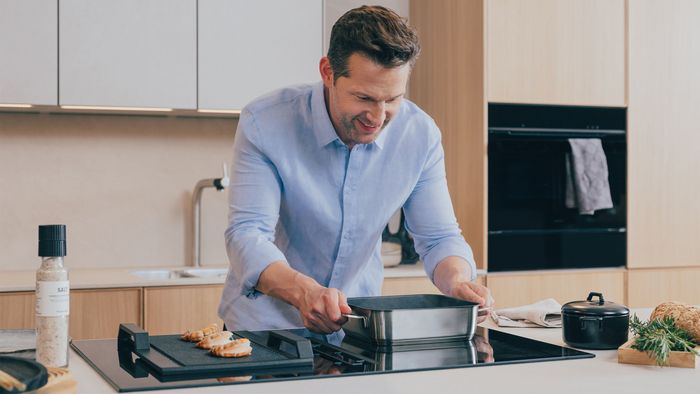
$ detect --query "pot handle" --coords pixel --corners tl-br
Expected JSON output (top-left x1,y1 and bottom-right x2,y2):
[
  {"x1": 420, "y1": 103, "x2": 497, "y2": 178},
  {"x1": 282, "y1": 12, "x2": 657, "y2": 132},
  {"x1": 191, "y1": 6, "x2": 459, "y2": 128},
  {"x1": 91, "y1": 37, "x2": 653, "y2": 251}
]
[
  {"x1": 478, "y1": 307, "x2": 492, "y2": 317},
  {"x1": 343, "y1": 313, "x2": 368, "y2": 329},
  {"x1": 586, "y1": 292, "x2": 605, "y2": 305},
  {"x1": 580, "y1": 316, "x2": 604, "y2": 330}
]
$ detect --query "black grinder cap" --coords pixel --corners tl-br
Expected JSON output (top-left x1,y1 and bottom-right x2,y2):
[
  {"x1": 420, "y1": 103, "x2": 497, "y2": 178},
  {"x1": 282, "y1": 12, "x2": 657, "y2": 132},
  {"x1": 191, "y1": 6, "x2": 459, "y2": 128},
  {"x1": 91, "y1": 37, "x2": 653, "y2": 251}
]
[{"x1": 38, "y1": 224, "x2": 67, "y2": 257}]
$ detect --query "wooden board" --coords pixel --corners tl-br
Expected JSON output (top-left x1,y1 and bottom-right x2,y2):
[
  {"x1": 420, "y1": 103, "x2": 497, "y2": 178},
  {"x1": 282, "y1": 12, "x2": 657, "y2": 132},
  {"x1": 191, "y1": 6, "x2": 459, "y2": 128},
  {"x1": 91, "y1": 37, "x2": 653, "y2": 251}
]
[{"x1": 618, "y1": 337, "x2": 698, "y2": 368}]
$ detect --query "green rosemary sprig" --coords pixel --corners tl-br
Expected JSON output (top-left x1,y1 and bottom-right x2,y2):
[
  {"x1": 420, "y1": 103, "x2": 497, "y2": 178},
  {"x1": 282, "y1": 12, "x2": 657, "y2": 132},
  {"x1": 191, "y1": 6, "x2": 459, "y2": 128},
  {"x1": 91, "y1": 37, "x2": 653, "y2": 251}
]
[{"x1": 630, "y1": 314, "x2": 699, "y2": 366}]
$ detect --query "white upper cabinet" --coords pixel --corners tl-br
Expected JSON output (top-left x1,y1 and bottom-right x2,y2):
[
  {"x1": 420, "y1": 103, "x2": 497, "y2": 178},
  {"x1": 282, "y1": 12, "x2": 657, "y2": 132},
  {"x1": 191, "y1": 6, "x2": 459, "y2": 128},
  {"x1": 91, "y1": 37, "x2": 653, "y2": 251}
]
[
  {"x1": 0, "y1": 0, "x2": 57, "y2": 106},
  {"x1": 59, "y1": 0, "x2": 196, "y2": 109},
  {"x1": 198, "y1": 0, "x2": 323, "y2": 111}
]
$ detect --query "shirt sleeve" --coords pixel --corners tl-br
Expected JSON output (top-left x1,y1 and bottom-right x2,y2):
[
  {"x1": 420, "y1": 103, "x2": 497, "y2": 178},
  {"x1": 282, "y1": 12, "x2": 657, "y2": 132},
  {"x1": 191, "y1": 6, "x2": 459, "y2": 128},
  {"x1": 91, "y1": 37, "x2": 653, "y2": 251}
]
[
  {"x1": 402, "y1": 122, "x2": 477, "y2": 282},
  {"x1": 224, "y1": 109, "x2": 287, "y2": 298}
]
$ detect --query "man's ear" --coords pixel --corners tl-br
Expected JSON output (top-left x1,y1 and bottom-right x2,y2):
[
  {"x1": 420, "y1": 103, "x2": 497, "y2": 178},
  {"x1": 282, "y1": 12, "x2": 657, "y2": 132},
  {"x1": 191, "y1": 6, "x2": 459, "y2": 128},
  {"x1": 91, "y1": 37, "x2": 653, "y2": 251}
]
[{"x1": 319, "y1": 57, "x2": 334, "y2": 88}]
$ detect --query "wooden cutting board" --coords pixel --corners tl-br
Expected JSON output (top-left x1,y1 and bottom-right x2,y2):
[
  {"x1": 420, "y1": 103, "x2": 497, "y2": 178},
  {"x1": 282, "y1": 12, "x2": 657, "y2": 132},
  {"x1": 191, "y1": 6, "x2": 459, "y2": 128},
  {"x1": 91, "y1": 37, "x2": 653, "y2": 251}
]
[
  {"x1": 35, "y1": 368, "x2": 77, "y2": 394},
  {"x1": 618, "y1": 336, "x2": 699, "y2": 368}
]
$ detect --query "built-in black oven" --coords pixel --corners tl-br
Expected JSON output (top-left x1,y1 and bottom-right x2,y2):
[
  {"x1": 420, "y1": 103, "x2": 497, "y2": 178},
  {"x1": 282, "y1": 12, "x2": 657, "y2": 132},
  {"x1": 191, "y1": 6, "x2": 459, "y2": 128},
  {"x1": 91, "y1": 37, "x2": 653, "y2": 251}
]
[{"x1": 487, "y1": 104, "x2": 626, "y2": 272}]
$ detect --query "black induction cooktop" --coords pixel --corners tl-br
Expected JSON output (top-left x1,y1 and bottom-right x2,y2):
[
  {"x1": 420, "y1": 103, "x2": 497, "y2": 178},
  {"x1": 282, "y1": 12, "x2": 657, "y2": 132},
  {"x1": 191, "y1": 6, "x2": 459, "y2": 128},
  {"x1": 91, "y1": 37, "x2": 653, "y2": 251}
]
[{"x1": 72, "y1": 327, "x2": 594, "y2": 392}]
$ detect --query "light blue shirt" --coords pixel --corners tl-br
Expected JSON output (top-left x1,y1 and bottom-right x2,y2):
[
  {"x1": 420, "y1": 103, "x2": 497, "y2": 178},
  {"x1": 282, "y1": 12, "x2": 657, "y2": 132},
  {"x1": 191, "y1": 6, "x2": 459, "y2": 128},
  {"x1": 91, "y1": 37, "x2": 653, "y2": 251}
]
[{"x1": 219, "y1": 82, "x2": 475, "y2": 331}]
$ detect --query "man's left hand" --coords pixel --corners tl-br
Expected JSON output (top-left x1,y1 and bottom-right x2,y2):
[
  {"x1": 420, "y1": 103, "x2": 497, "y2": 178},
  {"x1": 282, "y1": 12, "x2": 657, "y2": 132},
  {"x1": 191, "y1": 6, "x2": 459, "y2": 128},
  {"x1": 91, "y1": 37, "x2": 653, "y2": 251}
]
[
  {"x1": 447, "y1": 280, "x2": 493, "y2": 323},
  {"x1": 432, "y1": 257, "x2": 494, "y2": 323}
]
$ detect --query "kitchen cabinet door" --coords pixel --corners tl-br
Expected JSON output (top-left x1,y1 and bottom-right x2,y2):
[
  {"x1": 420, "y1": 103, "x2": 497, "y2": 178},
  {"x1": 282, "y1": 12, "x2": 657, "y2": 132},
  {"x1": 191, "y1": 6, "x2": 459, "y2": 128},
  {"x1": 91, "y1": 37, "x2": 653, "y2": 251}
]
[
  {"x1": 381, "y1": 275, "x2": 485, "y2": 296},
  {"x1": 70, "y1": 288, "x2": 142, "y2": 339},
  {"x1": 487, "y1": 269, "x2": 626, "y2": 309},
  {"x1": 627, "y1": 0, "x2": 700, "y2": 269},
  {"x1": 144, "y1": 285, "x2": 223, "y2": 335},
  {"x1": 0, "y1": 0, "x2": 57, "y2": 106},
  {"x1": 487, "y1": 0, "x2": 625, "y2": 106},
  {"x1": 198, "y1": 0, "x2": 322, "y2": 111},
  {"x1": 0, "y1": 292, "x2": 35, "y2": 329},
  {"x1": 0, "y1": 288, "x2": 141, "y2": 340},
  {"x1": 409, "y1": 0, "x2": 487, "y2": 269},
  {"x1": 628, "y1": 268, "x2": 700, "y2": 308},
  {"x1": 59, "y1": 0, "x2": 196, "y2": 109}
]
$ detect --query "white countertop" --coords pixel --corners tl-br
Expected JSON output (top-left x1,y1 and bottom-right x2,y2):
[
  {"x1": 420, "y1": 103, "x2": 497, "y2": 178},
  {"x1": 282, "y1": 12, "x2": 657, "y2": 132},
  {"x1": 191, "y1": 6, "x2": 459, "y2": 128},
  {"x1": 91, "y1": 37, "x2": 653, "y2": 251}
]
[
  {"x1": 0, "y1": 266, "x2": 231, "y2": 292},
  {"x1": 0, "y1": 262, "x2": 471, "y2": 292},
  {"x1": 67, "y1": 308, "x2": 699, "y2": 394}
]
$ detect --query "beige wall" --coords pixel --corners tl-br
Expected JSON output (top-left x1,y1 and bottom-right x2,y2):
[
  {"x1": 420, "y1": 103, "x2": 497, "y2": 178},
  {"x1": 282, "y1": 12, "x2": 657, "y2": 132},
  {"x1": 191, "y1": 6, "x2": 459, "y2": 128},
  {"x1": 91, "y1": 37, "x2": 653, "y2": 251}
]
[{"x1": 0, "y1": 112, "x2": 235, "y2": 270}]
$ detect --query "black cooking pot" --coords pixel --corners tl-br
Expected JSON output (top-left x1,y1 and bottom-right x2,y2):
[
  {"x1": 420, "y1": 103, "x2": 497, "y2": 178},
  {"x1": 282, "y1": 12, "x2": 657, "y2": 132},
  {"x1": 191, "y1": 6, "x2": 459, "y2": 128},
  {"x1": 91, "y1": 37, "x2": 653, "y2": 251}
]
[{"x1": 561, "y1": 292, "x2": 629, "y2": 350}]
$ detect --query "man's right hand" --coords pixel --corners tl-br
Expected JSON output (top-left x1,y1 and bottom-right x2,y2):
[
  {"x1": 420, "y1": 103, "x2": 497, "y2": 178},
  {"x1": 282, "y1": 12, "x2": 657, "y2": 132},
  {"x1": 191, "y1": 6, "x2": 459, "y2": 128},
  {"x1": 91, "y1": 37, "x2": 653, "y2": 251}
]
[
  {"x1": 256, "y1": 261, "x2": 352, "y2": 334},
  {"x1": 298, "y1": 284, "x2": 352, "y2": 334}
]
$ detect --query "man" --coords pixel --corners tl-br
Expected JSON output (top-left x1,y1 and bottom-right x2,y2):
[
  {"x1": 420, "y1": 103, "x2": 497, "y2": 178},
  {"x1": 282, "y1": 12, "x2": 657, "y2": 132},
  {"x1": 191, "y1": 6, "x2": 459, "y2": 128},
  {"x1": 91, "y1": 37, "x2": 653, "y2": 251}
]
[{"x1": 219, "y1": 6, "x2": 491, "y2": 334}]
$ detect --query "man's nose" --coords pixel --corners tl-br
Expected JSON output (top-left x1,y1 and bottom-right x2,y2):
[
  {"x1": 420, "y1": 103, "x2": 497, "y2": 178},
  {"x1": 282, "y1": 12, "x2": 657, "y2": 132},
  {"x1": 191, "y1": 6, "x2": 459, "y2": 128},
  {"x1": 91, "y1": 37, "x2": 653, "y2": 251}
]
[{"x1": 367, "y1": 102, "x2": 386, "y2": 125}]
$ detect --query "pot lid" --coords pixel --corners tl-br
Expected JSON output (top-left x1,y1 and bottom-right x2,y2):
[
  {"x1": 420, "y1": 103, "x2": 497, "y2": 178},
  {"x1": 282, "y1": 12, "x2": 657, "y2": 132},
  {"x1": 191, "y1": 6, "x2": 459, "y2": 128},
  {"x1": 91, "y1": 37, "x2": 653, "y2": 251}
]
[{"x1": 561, "y1": 292, "x2": 629, "y2": 317}]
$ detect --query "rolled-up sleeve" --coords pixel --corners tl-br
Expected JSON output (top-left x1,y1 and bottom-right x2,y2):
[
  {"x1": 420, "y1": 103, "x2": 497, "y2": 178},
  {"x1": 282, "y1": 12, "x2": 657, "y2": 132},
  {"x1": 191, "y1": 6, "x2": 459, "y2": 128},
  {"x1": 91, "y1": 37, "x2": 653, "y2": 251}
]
[
  {"x1": 225, "y1": 109, "x2": 287, "y2": 298},
  {"x1": 402, "y1": 123, "x2": 477, "y2": 282}
]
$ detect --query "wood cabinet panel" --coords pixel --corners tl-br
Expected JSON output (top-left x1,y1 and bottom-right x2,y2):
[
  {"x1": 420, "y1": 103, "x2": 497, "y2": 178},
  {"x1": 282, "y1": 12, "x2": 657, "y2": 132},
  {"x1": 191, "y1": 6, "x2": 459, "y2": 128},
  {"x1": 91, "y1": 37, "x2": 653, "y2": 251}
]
[
  {"x1": 487, "y1": 270, "x2": 626, "y2": 309},
  {"x1": 627, "y1": 268, "x2": 700, "y2": 308},
  {"x1": 144, "y1": 285, "x2": 223, "y2": 335},
  {"x1": 0, "y1": 292, "x2": 35, "y2": 329},
  {"x1": 70, "y1": 288, "x2": 142, "y2": 339},
  {"x1": 410, "y1": 0, "x2": 487, "y2": 268},
  {"x1": 627, "y1": 0, "x2": 700, "y2": 268},
  {"x1": 0, "y1": 288, "x2": 141, "y2": 340},
  {"x1": 487, "y1": 0, "x2": 625, "y2": 106},
  {"x1": 382, "y1": 277, "x2": 441, "y2": 296},
  {"x1": 381, "y1": 275, "x2": 485, "y2": 296}
]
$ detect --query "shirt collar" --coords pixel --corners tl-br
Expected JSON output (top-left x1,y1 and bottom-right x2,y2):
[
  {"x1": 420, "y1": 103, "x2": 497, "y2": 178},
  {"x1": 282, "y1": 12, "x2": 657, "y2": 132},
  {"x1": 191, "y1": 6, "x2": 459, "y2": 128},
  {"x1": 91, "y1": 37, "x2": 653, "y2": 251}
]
[
  {"x1": 311, "y1": 81, "x2": 389, "y2": 150},
  {"x1": 311, "y1": 82, "x2": 342, "y2": 148}
]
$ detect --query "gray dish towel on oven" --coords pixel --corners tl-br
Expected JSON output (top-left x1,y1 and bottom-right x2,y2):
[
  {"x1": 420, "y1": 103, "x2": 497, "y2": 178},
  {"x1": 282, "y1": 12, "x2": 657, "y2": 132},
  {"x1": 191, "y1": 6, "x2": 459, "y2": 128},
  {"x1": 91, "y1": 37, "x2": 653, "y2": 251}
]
[{"x1": 565, "y1": 138, "x2": 613, "y2": 215}]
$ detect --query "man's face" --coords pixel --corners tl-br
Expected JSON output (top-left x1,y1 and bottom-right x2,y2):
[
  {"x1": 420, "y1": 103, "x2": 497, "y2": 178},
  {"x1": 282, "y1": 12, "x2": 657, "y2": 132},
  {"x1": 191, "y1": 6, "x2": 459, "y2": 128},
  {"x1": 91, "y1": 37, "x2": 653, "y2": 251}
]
[{"x1": 321, "y1": 53, "x2": 410, "y2": 148}]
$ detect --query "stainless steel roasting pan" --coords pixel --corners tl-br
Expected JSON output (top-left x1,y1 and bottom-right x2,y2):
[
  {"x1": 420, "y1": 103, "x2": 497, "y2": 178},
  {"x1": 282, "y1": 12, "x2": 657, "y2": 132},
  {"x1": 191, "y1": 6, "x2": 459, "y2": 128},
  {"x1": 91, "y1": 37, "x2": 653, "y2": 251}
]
[{"x1": 342, "y1": 294, "x2": 483, "y2": 346}]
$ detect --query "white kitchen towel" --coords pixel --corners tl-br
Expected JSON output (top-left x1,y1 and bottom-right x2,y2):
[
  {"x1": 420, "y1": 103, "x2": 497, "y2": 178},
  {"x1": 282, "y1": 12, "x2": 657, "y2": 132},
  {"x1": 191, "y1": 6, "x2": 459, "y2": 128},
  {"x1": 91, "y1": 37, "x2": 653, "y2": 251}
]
[
  {"x1": 565, "y1": 138, "x2": 614, "y2": 215},
  {"x1": 490, "y1": 298, "x2": 562, "y2": 328}
]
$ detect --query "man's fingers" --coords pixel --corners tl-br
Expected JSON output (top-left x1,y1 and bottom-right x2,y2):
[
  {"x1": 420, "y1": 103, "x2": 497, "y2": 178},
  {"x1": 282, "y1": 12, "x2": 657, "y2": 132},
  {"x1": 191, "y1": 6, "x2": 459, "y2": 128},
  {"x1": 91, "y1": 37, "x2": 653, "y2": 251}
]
[
  {"x1": 323, "y1": 290, "x2": 342, "y2": 321},
  {"x1": 301, "y1": 287, "x2": 351, "y2": 333},
  {"x1": 474, "y1": 285, "x2": 493, "y2": 305},
  {"x1": 454, "y1": 283, "x2": 485, "y2": 305},
  {"x1": 307, "y1": 313, "x2": 334, "y2": 334},
  {"x1": 338, "y1": 292, "x2": 352, "y2": 314}
]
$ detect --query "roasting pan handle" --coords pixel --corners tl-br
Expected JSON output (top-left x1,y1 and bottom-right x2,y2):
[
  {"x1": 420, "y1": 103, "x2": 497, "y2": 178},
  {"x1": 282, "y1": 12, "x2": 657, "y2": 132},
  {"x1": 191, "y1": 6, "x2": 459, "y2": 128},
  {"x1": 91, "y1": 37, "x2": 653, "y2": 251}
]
[
  {"x1": 267, "y1": 330, "x2": 314, "y2": 360},
  {"x1": 343, "y1": 313, "x2": 369, "y2": 329},
  {"x1": 118, "y1": 323, "x2": 150, "y2": 351}
]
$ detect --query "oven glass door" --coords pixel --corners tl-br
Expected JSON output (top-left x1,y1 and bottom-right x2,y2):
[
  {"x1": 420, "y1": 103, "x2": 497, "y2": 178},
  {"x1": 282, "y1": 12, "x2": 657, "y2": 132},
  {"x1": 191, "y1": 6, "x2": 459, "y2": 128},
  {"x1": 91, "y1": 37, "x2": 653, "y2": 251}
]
[{"x1": 487, "y1": 132, "x2": 626, "y2": 271}]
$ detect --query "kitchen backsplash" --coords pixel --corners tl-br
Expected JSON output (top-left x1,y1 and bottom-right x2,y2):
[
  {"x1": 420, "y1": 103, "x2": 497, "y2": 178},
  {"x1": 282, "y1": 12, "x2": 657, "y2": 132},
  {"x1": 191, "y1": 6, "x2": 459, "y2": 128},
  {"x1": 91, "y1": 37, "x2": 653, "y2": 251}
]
[{"x1": 0, "y1": 112, "x2": 234, "y2": 270}]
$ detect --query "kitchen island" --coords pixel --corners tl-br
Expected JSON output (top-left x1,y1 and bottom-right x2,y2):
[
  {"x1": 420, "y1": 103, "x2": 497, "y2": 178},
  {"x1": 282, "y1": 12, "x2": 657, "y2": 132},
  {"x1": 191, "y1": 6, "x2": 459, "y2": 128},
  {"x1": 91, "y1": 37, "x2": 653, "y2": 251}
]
[{"x1": 67, "y1": 308, "x2": 698, "y2": 394}]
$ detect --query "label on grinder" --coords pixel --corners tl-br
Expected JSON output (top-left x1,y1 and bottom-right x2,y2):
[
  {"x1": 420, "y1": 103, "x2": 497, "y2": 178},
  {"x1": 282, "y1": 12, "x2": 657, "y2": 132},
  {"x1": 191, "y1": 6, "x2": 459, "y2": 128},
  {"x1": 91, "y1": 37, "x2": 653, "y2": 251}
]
[{"x1": 36, "y1": 281, "x2": 70, "y2": 317}]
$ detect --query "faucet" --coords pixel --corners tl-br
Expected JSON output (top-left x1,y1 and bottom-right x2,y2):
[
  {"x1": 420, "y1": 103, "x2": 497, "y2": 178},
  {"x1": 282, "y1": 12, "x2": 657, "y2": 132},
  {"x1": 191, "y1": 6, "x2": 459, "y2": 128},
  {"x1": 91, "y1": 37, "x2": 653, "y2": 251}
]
[{"x1": 191, "y1": 163, "x2": 229, "y2": 267}]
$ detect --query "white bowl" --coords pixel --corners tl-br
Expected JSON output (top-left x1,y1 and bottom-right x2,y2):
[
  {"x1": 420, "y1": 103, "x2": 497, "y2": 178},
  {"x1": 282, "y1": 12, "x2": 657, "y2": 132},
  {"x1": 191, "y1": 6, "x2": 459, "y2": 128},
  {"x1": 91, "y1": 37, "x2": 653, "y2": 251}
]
[{"x1": 381, "y1": 242, "x2": 402, "y2": 267}]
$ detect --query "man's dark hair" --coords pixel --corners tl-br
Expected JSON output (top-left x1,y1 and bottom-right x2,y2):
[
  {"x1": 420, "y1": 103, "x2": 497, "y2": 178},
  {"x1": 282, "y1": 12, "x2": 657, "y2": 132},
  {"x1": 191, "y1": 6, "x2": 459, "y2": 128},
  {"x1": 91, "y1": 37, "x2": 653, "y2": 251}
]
[{"x1": 327, "y1": 5, "x2": 421, "y2": 83}]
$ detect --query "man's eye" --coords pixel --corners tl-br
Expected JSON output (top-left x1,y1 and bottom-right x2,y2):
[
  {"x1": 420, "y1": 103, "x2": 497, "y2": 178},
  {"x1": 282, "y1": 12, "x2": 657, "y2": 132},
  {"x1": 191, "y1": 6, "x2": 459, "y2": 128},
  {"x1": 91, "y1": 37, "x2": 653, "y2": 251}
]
[{"x1": 358, "y1": 96, "x2": 371, "y2": 101}]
